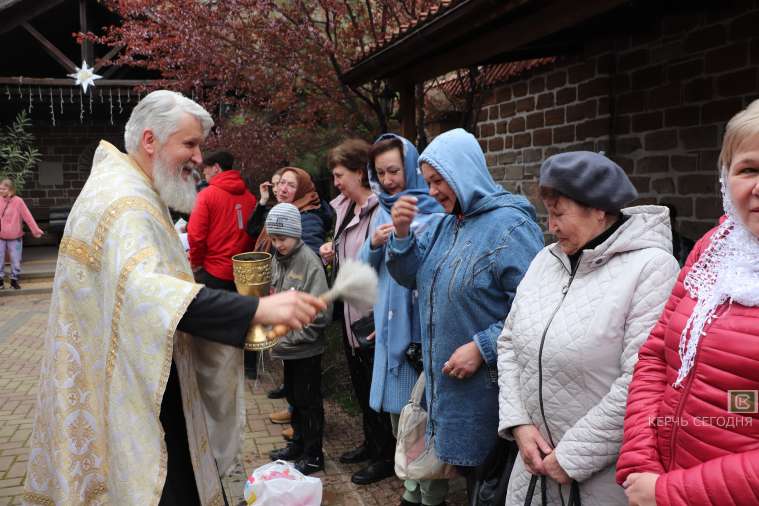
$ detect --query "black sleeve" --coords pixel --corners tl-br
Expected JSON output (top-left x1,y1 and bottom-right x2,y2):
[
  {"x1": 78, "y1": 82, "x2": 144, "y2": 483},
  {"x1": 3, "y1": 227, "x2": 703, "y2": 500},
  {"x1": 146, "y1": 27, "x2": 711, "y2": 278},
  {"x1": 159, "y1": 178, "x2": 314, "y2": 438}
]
[
  {"x1": 246, "y1": 203, "x2": 270, "y2": 239},
  {"x1": 177, "y1": 286, "x2": 258, "y2": 347}
]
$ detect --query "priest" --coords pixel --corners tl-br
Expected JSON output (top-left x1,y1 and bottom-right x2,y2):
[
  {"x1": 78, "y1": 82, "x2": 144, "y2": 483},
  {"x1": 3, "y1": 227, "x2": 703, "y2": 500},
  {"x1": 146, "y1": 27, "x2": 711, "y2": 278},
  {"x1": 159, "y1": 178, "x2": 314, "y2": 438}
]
[{"x1": 23, "y1": 90, "x2": 325, "y2": 506}]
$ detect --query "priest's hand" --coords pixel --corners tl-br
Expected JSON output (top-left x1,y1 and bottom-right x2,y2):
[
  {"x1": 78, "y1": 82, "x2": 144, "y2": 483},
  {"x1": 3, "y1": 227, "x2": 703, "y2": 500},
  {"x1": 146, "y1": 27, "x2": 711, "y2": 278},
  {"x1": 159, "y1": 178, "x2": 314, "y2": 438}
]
[{"x1": 254, "y1": 291, "x2": 327, "y2": 330}]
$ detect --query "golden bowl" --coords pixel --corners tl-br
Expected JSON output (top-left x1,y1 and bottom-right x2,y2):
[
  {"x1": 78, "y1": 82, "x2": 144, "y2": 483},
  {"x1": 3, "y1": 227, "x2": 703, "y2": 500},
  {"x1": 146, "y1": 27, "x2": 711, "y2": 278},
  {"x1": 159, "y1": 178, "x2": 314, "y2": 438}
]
[{"x1": 231, "y1": 252, "x2": 279, "y2": 351}]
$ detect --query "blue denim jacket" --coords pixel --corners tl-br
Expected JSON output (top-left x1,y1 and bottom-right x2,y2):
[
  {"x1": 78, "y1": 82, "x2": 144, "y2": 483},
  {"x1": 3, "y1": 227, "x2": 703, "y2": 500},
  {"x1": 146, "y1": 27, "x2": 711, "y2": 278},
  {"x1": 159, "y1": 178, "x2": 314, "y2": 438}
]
[{"x1": 387, "y1": 129, "x2": 543, "y2": 466}]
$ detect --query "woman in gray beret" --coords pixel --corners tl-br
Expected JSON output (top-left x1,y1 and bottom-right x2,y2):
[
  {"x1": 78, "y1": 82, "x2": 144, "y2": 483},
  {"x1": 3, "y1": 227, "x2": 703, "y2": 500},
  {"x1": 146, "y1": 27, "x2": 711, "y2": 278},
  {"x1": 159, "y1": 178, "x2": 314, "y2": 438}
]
[{"x1": 496, "y1": 151, "x2": 680, "y2": 505}]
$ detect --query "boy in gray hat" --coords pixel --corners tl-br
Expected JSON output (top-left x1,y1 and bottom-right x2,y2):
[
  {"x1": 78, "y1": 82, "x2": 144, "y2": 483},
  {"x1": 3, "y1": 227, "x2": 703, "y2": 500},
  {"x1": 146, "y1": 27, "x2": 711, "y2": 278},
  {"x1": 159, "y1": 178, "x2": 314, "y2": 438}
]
[{"x1": 265, "y1": 203, "x2": 332, "y2": 475}]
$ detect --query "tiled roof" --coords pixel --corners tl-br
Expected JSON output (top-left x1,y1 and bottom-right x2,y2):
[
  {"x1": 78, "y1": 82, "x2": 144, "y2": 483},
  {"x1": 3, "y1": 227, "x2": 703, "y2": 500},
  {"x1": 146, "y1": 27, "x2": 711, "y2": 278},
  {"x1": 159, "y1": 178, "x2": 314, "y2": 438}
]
[
  {"x1": 438, "y1": 57, "x2": 556, "y2": 96},
  {"x1": 354, "y1": 0, "x2": 464, "y2": 64}
]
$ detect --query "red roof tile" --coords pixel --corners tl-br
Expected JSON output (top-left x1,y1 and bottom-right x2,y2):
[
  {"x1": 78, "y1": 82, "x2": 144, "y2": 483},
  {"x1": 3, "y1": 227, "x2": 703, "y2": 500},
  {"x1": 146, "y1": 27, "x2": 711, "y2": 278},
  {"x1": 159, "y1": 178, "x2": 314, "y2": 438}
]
[{"x1": 438, "y1": 58, "x2": 556, "y2": 96}]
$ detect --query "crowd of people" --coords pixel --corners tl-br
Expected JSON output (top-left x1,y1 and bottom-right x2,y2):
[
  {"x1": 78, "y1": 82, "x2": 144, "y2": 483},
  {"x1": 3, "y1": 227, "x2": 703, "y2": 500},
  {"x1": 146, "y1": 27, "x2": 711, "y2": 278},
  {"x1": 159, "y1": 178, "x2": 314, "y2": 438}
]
[
  {"x1": 182, "y1": 97, "x2": 759, "y2": 506},
  {"x1": 21, "y1": 89, "x2": 759, "y2": 506}
]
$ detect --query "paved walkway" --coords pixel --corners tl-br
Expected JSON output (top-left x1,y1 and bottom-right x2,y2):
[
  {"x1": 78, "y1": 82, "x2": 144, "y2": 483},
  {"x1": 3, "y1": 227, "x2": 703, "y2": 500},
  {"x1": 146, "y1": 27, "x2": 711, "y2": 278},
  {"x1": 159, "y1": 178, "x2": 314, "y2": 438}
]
[{"x1": 0, "y1": 292, "x2": 467, "y2": 505}]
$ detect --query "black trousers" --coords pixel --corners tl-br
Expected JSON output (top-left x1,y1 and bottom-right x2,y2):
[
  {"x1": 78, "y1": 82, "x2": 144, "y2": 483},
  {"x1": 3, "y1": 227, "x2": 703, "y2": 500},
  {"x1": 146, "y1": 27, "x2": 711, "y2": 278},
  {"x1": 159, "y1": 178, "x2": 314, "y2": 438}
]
[
  {"x1": 194, "y1": 268, "x2": 258, "y2": 372},
  {"x1": 284, "y1": 354, "x2": 325, "y2": 458},
  {"x1": 342, "y1": 326, "x2": 396, "y2": 461},
  {"x1": 159, "y1": 362, "x2": 201, "y2": 506}
]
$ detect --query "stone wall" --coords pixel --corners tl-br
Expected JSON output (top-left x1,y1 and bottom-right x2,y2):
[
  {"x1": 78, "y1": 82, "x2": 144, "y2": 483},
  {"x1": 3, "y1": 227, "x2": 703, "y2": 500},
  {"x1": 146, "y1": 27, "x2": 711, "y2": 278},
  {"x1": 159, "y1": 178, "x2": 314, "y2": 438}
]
[{"x1": 476, "y1": 3, "x2": 759, "y2": 239}]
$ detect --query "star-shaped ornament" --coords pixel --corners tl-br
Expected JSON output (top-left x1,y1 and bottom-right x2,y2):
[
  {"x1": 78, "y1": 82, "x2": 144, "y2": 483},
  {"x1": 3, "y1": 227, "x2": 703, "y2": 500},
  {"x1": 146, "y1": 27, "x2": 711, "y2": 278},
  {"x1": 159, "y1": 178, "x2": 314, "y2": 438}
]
[{"x1": 67, "y1": 61, "x2": 102, "y2": 93}]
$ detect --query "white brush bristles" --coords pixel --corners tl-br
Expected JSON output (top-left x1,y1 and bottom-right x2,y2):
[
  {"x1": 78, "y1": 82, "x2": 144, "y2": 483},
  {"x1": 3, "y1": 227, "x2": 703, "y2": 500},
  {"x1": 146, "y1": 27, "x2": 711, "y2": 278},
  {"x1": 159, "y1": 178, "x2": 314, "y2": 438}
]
[{"x1": 323, "y1": 260, "x2": 378, "y2": 313}]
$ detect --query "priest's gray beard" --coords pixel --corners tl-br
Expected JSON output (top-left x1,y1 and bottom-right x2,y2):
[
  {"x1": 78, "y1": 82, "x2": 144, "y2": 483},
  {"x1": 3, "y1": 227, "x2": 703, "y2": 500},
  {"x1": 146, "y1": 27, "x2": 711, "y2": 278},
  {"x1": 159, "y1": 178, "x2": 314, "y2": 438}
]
[{"x1": 153, "y1": 153, "x2": 197, "y2": 214}]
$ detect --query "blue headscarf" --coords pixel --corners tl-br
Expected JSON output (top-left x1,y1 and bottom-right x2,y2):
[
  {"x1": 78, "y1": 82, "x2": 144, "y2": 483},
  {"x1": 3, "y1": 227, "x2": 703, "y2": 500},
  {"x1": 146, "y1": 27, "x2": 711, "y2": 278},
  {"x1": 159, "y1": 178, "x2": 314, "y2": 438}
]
[
  {"x1": 368, "y1": 133, "x2": 442, "y2": 215},
  {"x1": 418, "y1": 128, "x2": 533, "y2": 218}
]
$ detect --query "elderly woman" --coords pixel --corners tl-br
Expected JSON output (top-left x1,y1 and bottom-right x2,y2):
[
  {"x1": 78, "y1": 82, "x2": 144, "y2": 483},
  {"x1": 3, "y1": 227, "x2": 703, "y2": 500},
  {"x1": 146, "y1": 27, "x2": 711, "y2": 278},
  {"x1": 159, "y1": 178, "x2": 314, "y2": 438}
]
[
  {"x1": 496, "y1": 151, "x2": 680, "y2": 505},
  {"x1": 388, "y1": 128, "x2": 543, "y2": 499},
  {"x1": 616, "y1": 102, "x2": 759, "y2": 506},
  {"x1": 250, "y1": 166, "x2": 333, "y2": 255}
]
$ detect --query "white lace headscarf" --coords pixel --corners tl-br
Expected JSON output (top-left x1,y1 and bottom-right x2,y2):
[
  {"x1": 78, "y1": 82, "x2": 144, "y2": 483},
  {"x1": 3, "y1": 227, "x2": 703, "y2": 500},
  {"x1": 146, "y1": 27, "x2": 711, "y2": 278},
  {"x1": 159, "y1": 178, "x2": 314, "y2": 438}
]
[{"x1": 675, "y1": 102, "x2": 759, "y2": 387}]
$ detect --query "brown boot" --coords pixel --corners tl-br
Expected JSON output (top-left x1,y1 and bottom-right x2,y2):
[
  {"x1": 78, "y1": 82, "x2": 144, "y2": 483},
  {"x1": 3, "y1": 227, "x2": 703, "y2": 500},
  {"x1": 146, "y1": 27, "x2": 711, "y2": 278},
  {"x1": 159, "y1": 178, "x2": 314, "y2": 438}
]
[
  {"x1": 281, "y1": 427, "x2": 294, "y2": 440},
  {"x1": 269, "y1": 409, "x2": 292, "y2": 424}
]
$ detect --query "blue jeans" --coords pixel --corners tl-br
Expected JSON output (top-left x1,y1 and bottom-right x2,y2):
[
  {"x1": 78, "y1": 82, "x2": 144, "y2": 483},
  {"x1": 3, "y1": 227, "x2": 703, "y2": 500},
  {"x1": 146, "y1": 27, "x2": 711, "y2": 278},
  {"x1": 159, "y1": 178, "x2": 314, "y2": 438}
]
[{"x1": 0, "y1": 239, "x2": 22, "y2": 280}]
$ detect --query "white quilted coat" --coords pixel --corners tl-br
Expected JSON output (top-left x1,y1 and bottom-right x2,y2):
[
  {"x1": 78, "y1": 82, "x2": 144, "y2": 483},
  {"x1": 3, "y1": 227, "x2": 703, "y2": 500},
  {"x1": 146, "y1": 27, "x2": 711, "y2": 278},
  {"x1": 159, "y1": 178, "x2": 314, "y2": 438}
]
[{"x1": 497, "y1": 205, "x2": 680, "y2": 506}]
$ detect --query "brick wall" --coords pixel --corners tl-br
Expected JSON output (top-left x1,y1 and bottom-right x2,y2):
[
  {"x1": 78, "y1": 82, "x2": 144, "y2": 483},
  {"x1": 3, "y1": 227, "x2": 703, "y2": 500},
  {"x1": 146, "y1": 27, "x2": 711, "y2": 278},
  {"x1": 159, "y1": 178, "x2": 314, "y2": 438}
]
[
  {"x1": 26, "y1": 122, "x2": 125, "y2": 216},
  {"x1": 1, "y1": 96, "x2": 130, "y2": 243},
  {"x1": 476, "y1": 4, "x2": 759, "y2": 239}
]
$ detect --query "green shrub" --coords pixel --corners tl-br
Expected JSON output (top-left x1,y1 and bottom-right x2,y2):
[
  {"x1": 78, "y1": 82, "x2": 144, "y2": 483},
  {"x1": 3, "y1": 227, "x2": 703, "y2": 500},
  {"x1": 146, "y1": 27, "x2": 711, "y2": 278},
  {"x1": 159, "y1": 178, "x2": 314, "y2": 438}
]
[{"x1": 0, "y1": 111, "x2": 40, "y2": 192}]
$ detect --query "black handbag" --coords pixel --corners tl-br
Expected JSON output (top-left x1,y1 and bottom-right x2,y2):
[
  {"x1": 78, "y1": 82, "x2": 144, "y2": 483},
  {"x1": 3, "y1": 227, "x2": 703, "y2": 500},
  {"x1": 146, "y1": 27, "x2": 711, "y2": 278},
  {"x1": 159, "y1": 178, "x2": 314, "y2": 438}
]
[
  {"x1": 524, "y1": 475, "x2": 581, "y2": 506},
  {"x1": 350, "y1": 313, "x2": 375, "y2": 351},
  {"x1": 470, "y1": 438, "x2": 519, "y2": 506},
  {"x1": 405, "y1": 342, "x2": 424, "y2": 374}
]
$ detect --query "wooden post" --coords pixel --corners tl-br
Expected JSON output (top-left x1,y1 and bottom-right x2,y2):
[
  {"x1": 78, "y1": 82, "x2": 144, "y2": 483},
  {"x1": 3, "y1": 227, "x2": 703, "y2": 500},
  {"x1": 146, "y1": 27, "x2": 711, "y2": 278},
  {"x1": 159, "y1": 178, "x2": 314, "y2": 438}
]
[
  {"x1": 79, "y1": 0, "x2": 94, "y2": 64},
  {"x1": 399, "y1": 82, "x2": 416, "y2": 144}
]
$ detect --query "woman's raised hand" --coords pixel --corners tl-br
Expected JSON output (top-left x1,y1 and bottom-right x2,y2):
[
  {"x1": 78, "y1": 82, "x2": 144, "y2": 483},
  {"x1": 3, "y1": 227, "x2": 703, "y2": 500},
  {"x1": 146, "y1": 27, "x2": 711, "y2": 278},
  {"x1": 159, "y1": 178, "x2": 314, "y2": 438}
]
[
  {"x1": 259, "y1": 181, "x2": 273, "y2": 205},
  {"x1": 391, "y1": 196, "x2": 418, "y2": 238}
]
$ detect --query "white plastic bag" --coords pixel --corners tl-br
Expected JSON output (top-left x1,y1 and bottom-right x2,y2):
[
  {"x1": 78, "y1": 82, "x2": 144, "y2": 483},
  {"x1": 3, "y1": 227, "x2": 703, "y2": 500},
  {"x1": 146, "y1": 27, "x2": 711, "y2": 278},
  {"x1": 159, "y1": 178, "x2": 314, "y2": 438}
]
[{"x1": 243, "y1": 460, "x2": 322, "y2": 506}]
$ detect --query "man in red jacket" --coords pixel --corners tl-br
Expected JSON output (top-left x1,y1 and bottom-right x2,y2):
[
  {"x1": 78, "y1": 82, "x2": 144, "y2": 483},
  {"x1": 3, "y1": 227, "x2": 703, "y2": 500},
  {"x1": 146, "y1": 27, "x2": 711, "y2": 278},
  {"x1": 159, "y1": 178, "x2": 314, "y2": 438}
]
[
  {"x1": 188, "y1": 150, "x2": 256, "y2": 286},
  {"x1": 188, "y1": 151, "x2": 262, "y2": 375}
]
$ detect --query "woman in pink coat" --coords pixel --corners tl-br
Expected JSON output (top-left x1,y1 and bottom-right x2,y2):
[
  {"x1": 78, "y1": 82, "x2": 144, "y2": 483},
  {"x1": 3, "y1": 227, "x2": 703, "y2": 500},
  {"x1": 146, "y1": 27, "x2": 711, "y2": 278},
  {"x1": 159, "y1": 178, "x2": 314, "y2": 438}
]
[
  {"x1": 617, "y1": 100, "x2": 759, "y2": 505},
  {"x1": 0, "y1": 178, "x2": 43, "y2": 289}
]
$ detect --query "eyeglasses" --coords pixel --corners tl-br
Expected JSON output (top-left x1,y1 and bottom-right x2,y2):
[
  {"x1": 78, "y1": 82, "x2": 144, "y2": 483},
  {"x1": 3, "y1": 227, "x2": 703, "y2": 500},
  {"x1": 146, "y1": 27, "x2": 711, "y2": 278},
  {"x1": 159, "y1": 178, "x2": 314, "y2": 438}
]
[{"x1": 278, "y1": 180, "x2": 297, "y2": 190}]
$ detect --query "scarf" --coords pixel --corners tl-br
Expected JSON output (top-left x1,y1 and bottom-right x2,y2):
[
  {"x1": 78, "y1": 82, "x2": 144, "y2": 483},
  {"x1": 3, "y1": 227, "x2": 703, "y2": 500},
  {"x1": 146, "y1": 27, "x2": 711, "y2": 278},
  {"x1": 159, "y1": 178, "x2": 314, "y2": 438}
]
[
  {"x1": 369, "y1": 133, "x2": 442, "y2": 215},
  {"x1": 674, "y1": 170, "x2": 759, "y2": 387},
  {"x1": 254, "y1": 167, "x2": 321, "y2": 254}
]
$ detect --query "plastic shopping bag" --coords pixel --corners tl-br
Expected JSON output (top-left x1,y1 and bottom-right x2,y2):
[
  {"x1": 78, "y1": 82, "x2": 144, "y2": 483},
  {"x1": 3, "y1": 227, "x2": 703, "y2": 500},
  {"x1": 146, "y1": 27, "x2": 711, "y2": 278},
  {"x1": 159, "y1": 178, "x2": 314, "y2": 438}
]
[{"x1": 243, "y1": 460, "x2": 322, "y2": 506}]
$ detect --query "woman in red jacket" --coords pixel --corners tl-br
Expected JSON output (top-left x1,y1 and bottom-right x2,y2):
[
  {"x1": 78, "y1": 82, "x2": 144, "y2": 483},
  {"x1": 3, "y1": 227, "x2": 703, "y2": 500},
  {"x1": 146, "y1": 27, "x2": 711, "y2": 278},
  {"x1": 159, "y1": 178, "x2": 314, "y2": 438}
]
[{"x1": 617, "y1": 100, "x2": 759, "y2": 505}]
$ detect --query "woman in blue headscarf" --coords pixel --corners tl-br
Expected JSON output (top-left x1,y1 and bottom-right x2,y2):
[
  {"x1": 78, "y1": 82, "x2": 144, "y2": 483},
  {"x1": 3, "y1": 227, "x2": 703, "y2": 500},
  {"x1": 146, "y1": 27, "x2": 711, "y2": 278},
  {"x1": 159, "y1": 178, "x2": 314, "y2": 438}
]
[
  {"x1": 358, "y1": 133, "x2": 447, "y2": 506},
  {"x1": 387, "y1": 128, "x2": 544, "y2": 500}
]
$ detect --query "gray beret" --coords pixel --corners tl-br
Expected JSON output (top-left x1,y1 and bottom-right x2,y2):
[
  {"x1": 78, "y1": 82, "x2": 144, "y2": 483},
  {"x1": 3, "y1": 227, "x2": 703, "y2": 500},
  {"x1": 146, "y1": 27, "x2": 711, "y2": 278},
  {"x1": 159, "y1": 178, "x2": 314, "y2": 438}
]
[{"x1": 539, "y1": 151, "x2": 638, "y2": 212}]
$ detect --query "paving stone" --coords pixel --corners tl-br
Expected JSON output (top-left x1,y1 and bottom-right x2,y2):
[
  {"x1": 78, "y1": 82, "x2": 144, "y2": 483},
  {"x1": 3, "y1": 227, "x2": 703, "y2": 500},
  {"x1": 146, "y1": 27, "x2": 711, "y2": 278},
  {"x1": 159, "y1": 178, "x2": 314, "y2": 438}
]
[{"x1": 0, "y1": 291, "x2": 473, "y2": 504}]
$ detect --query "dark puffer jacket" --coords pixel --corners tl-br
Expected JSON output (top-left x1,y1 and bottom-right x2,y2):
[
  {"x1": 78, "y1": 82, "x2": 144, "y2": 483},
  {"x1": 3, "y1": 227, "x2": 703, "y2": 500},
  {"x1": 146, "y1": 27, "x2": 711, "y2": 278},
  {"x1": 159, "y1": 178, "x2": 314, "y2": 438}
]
[{"x1": 301, "y1": 199, "x2": 334, "y2": 255}]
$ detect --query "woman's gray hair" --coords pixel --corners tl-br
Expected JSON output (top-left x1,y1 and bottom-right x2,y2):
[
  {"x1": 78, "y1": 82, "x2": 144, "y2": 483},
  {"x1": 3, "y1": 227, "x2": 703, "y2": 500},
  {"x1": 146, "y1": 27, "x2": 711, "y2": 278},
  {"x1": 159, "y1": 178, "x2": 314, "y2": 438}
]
[{"x1": 124, "y1": 90, "x2": 214, "y2": 155}]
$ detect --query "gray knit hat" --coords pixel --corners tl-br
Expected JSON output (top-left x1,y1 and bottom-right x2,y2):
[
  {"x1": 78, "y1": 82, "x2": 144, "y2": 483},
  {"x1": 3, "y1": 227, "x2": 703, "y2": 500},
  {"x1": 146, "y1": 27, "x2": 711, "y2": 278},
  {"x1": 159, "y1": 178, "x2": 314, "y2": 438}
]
[
  {"x1": 539, "y1": 151, "x2": 638, "y2": 212},
  {"x1": 265, "y1": 203, "x2": 302, "y2": 238}
]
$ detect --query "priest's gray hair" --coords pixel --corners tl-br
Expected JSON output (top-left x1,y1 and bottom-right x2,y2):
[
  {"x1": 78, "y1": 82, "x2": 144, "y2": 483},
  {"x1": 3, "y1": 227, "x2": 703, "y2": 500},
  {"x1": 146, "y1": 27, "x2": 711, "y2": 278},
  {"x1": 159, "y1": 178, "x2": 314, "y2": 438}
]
[{"x1": 124, "y1": 90, "x2": 214, "y2": 155}]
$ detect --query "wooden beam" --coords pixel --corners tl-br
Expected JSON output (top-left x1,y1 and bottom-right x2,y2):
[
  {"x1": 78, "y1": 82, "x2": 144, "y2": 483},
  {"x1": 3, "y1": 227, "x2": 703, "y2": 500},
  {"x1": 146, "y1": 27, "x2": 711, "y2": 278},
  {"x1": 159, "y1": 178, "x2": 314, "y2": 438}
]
[
  {"x1": 79, "y1": 0, "x2": 94, "y2": 64},
  {"x1": 343, "y1": 0, "x2": 531, "y2": 86},
  {"x1": 399, "y1": 82, "x2": 416, "y2": 144},
  {"x1": 403, "y1": 0, "x2": 628, "y2": 83},
  {"x1": 21, "y1": 22, "x2": 78, "y2": 73},
  {"x1": 100, "y1": 65, "x2": 122, "y2": 79},
  {"x1": 343, "y1": 0, "x2": 628, "y2": 85},
  {"x1": 0, "y1": 0, "x2": 65, "y2": 35},
  {"x1": 0, "y1": 77, "x2": 157, "y2": 87},
  {"x1": 94, "y1": 45, "x2": 124, "y2": 71}
]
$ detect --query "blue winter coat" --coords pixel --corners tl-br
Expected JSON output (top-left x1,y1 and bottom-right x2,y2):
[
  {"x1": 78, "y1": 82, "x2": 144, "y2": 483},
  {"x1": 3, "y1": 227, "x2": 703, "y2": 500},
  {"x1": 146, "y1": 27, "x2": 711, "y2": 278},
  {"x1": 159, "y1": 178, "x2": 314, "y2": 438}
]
[
  {"x1": 359, "y1": 134, "x2": 443, "y2": 415},
  {"x1": 387, "y1": 128, "x2": 543, "y2": 466}
]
